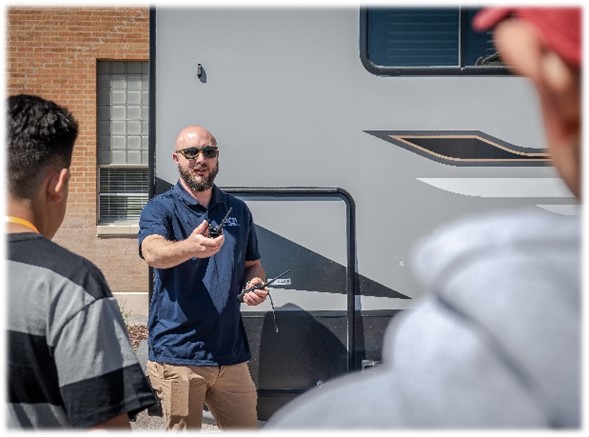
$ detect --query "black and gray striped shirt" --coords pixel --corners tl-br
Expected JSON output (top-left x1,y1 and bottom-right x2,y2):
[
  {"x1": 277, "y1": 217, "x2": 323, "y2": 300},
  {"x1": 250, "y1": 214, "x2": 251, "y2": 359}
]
[{"x1": 6, "y1": 233, "x2": 156, "y2": 428}]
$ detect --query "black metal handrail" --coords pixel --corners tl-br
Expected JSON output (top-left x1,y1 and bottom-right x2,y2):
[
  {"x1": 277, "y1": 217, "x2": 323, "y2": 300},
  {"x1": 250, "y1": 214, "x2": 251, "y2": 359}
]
[{"x1": 223, "y1": 187, "x2": 358, "y2": 372}]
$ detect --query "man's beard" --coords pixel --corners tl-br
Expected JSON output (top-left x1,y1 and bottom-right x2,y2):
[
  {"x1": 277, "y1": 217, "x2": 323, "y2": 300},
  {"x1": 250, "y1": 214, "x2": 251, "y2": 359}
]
[{"x1": 178, "y1": 161, "x2": 219, "y2": 192}]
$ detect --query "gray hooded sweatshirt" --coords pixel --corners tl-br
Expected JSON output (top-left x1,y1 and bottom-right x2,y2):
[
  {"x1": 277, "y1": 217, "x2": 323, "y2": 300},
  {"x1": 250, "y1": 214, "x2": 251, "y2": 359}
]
[{"x1": 269, "y1": 208, "x2": 581, "y2": 429}]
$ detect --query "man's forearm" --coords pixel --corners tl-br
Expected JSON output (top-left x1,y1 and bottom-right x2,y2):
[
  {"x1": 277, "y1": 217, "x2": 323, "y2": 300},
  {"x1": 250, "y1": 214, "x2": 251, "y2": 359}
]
[
  {"x1": 141, "y1": 236, "x2": 194, "y2": 269},
  {"x1": 244, "y1": 261, "x2": 266, "y2": 285}
]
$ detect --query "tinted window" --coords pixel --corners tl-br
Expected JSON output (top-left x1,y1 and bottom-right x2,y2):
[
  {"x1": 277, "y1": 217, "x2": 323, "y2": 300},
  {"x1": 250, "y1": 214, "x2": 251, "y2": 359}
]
[{"x1": 362, "y1": 7, "x2": 508, "y2": 75}]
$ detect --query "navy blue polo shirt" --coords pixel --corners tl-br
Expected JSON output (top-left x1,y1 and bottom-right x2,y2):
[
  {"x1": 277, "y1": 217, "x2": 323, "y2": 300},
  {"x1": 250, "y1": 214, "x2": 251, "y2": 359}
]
[{"x1": 138, "y1": 182, "x2": 260, "y2": 366}]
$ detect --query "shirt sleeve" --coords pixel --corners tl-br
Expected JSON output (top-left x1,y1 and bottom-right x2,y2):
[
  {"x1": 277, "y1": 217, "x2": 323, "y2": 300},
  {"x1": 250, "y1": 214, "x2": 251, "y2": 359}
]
[{"x1": 138, "y1": 199, "x2": 172, "y2": 259}]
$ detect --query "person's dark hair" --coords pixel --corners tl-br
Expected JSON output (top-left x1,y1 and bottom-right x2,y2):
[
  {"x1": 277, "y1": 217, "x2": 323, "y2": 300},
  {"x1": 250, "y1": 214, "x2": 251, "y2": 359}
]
[{"x1": 7, "y1": 94, "x2": 79, "y2": 199}]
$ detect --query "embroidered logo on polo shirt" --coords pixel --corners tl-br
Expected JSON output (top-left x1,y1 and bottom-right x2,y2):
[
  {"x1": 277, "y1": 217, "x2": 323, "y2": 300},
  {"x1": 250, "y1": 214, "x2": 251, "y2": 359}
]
[{"x1": 226, "y1": 217, "x2": 239, "y2": 227}]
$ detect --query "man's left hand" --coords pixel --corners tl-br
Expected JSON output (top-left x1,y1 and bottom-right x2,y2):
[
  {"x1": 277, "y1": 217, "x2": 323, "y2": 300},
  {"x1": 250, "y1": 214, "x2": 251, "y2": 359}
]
[{"x1": 242, "y1": 278, "x2": 269, "y2": 306}]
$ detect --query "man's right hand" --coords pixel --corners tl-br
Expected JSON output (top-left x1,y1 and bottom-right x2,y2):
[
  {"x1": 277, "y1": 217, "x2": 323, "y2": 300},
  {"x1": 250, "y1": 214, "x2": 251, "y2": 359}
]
[
  {"x1": 187, "y1": 220, "x2": 224, "y2": 258},
  {"x1": 140, "y1": 221, "x2": 225, "y2": 269}
]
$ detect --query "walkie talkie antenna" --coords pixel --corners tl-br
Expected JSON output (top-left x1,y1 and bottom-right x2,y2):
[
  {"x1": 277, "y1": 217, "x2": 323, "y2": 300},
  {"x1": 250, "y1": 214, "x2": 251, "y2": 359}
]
[
  {"x1": 208, "y1": 207, "x2": 233, "y2": 237},
  {"x1": 237, "y1": 268, "x2": 292, "y2": 302},
  {"x1": 216, "y1": 207, "x2": 233, "y2": 233},
  {"x1": 237, "y1": 268, "x2": 292, "y2": 334}
]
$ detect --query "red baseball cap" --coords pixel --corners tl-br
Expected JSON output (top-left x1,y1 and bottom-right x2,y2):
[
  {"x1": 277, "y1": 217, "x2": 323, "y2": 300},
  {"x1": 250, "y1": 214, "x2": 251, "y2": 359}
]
[{"x1": 473, "y1": 7, "x2": 581, "y2": 67}]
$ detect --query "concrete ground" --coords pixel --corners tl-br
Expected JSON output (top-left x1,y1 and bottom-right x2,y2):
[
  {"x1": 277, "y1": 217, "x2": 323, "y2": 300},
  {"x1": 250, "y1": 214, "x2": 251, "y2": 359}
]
[{"x1": 131, "y1": 407, "x2": 220, "y2": 432}]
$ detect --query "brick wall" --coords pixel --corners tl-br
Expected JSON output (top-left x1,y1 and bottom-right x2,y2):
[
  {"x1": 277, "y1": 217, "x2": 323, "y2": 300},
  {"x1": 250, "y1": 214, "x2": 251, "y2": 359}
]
[{"x1": 7, "y1": 7, "x2": 151, "y2": 294}]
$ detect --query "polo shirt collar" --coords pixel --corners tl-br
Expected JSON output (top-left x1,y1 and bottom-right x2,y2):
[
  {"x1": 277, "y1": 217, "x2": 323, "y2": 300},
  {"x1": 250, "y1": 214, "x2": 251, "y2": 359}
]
[{"x1": 173, "y1": 181, "x2": 227, "y2": 209}]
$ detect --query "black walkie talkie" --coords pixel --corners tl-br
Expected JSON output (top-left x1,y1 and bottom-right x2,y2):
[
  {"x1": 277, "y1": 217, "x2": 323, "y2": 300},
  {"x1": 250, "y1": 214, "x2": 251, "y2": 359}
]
[
  {"x1": 238, "y1": 268, "x2": 292, "y2": 333},
  {"x1": 208, "y1": 207, "x2": 233, "y2": 238},
  {"x1": 237, "y1": 268, "x2": 292, "y2": 302}
]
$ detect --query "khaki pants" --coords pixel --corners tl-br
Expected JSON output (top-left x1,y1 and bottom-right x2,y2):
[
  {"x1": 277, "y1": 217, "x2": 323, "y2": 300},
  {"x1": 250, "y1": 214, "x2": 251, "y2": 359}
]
[{"x1": 146, "y1": 360, "x2": 258, "y2": 430}]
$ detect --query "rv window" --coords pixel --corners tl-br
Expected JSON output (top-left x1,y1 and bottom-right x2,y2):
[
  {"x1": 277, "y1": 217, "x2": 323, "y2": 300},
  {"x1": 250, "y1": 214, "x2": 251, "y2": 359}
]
[{"x1": 361, "y1": 7, "x2": 510, "y2": 76}]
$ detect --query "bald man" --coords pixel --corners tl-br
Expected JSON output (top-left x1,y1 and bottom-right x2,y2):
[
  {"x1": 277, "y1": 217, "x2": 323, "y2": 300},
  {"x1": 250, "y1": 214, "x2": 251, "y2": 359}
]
[{"x1": 138, "y1": 125, "x2": 268, "y2": 430}]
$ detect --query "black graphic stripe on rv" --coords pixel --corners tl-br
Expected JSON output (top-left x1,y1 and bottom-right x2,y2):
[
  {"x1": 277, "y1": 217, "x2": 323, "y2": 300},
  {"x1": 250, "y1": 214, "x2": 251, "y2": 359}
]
[
  {"x1": 256, "y1": 226, "x2": 410, "y2": 299},
  {"x1": 365, "y1": 130, "x2": 550, "y2": 167}
]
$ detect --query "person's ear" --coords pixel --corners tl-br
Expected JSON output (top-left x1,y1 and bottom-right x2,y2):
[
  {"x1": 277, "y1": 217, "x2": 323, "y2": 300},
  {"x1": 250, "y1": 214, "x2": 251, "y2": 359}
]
[
  {"x1": 541, "y1": 51, "x2": 577, "y2": 96},
  {"x1": 539, "y1": 50, "x2": 581, "y2": 131},
  {"x1": 47, "y1": 168, "x2": 70, "y2": 202}
]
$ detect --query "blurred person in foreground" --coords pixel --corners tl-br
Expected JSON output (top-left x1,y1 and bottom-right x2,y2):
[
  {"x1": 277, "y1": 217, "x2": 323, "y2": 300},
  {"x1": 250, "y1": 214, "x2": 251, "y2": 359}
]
[
  {"x1": 6, "y1": 94, "x2": 156, "y2": 429},
  {"x1": 269, "y1": 7, "x2": 581, "y2": 429}
]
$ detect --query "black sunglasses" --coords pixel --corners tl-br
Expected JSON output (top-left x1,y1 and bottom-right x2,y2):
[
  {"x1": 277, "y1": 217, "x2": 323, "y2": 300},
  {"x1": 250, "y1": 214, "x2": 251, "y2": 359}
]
[{"x1": 176, "y1": 146, "x2": 218, "y2": 160}]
